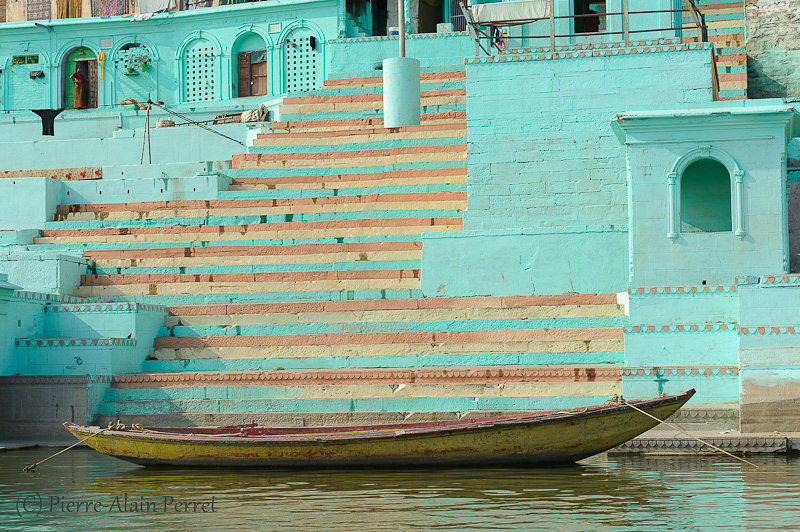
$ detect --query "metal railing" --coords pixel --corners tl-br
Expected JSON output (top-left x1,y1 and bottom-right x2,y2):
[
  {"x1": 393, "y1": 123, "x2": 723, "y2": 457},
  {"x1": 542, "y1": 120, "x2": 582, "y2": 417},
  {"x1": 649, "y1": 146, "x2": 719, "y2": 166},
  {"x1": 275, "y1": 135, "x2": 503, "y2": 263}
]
[
  {"x1": 463, "y1": 0, "x2": 707, "y2": 50},
  {"x1": 461, "y1": 0, "x2": 717, "y2": 99}
]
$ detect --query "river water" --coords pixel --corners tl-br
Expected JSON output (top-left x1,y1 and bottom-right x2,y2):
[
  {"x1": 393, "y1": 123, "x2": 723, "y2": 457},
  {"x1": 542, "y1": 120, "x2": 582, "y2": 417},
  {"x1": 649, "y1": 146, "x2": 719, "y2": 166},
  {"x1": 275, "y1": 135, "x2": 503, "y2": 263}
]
[{"x1": 1, "y1": 448, "x2": 798, "y2": 531}]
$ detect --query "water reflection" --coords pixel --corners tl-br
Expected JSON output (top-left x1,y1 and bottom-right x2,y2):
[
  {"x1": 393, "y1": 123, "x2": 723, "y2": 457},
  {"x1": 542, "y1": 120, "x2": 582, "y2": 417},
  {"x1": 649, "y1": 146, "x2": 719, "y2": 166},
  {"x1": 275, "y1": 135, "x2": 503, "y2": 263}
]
[{"x1": 1, "y1": 448, "x2": 798, "y2": 531}]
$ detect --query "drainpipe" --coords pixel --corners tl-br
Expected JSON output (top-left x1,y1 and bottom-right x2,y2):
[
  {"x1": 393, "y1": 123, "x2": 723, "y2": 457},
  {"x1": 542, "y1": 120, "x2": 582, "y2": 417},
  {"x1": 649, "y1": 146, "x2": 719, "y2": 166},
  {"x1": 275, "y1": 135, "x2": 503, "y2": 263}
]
[{"x1": 382, "y1": 0, "x2": 421, "y2": 128}]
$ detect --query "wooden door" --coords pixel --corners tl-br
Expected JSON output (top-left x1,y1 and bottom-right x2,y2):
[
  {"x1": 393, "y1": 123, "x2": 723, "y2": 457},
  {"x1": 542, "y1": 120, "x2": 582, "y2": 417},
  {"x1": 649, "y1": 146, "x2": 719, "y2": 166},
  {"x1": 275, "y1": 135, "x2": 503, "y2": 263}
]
[
  {"x1": 250, "y1": 60, "x2": 267, "y2": 96},
  {"x1": 238, "y1": 52, "x2": 268, "y2": 97},
  {"x1": 237, "y1": 52, "x2": 251, "y2": 97}
]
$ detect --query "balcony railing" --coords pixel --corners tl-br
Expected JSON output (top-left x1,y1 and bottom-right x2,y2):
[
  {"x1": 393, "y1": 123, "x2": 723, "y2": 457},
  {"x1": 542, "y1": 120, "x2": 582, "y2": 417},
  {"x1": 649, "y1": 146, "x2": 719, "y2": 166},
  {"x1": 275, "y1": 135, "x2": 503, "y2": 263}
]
[{"x1": 461, "y1": 0, "x2": 717, "y2": 98}]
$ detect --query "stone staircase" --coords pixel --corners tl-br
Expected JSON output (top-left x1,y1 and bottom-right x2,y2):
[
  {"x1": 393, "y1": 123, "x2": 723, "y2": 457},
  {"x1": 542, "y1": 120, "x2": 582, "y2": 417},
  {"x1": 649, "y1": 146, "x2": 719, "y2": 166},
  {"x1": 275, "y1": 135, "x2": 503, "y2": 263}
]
[{"x1": 22, "y1": 65, "x2": 627, "y2": 427}]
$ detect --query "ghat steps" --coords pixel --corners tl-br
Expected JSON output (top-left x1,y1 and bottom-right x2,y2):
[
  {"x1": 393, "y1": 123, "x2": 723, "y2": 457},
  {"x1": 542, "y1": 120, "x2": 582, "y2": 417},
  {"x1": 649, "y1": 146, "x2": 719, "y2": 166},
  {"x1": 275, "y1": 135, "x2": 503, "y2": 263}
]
[{"x1": 22, "y1": 65, "x2": 627, "y2": 426}]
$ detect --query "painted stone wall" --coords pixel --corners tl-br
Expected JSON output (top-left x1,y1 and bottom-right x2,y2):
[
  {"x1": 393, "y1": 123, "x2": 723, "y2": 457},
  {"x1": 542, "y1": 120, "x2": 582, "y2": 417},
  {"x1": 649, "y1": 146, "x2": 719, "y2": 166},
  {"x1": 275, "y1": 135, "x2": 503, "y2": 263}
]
[
  {"x1": 420, "y1": 43, "x2": 714, "y2": 298},
  {"x1": 746, "y1": 0, "x2": 800, "y2": 99}
]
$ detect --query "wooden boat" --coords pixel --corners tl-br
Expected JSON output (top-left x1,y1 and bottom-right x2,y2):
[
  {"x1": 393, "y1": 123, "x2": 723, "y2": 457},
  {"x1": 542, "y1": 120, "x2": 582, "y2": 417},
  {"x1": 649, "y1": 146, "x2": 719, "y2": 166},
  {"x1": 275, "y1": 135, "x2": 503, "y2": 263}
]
[{"x1": 64, "y1": 389, "x2": 694, "y2": 468}]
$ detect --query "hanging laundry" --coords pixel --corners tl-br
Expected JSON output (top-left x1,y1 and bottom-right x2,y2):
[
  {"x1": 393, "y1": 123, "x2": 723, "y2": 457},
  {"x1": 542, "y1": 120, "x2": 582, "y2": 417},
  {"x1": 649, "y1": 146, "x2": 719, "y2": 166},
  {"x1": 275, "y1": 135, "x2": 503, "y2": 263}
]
[
  {"x1": 32, "y1": 109, "x2": 64, "y2": 136},
  {"x1": 90, "y1": 0, "x2": 126, "y2": 17},
  {"x1": 137, "y1": 0, "x2": 175, "y2": 14}
]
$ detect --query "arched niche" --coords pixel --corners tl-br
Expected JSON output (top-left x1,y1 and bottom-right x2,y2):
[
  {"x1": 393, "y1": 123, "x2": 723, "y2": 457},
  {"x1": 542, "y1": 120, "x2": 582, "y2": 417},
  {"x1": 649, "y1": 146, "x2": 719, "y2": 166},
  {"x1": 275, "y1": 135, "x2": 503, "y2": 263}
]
[{"x1": 666, "y1": 146, "x2": 745, "y2": 241}]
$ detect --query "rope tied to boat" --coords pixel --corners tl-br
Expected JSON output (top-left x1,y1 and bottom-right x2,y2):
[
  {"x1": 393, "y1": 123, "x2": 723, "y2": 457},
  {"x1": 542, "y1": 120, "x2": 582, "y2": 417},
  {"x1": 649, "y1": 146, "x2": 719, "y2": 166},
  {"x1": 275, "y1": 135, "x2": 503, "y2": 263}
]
[
  {"x1": 616, "y1": 396, "x2": 759, "y2": 469},
  {"x1": 22, "y1": 423, "x2": 125, "y2": 472}
]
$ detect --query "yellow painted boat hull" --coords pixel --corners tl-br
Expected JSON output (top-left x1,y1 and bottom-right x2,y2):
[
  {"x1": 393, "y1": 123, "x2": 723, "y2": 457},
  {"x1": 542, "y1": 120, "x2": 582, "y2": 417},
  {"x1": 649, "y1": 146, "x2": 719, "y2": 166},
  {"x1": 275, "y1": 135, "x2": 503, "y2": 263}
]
[{"x1": 65, "y1": 390, "x2": 694, "y2": 468}]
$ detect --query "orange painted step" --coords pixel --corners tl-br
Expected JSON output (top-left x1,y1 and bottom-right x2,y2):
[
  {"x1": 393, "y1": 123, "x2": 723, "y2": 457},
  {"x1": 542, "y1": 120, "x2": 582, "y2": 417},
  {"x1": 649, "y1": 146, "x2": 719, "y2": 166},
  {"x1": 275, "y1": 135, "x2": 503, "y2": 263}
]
[
  {"x1": 83, "y1": 241, "x2": 422, "y2": 260},
  {"x1": 81, "y1": 269, "x2": 421, "y2": 286},
  {"x1": 281, "y1": 88, "x2": 465, "y2": 105},
  {"x1": 42, "y1": 215, "x2": 463, "y2": 238},
  {"x1": 56, "y1": 191, "x2": 467, "y2": 215},
  {"x1": 270, "y1": 111, "x2": 466, "y2": 131},
  {"x1": 168, "y1": 294, "x2": 620, "y2": 317},
  {"x1": 231, "y1": 168, "x2": 467, "y2": 186},
  {"x1": 255, "y1": 122, "x2": 466, "y2": 140}
]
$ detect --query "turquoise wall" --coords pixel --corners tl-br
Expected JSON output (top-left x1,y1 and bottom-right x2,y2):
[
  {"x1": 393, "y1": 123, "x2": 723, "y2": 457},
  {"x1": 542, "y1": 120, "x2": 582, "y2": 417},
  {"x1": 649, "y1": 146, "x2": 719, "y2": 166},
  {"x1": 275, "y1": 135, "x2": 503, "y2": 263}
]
[
  {"x1": 0, "y1": 0, "x2": 337, "y2": 112},
  {"x1": 421, "y1": 42, "x2": 714, "y2": 298},
  {"x1": 328, "y1": 33, "x2": 471, "y2": 73},
  {"x1": 421, "y1": 227, "x2": 628, "y2": 297}
]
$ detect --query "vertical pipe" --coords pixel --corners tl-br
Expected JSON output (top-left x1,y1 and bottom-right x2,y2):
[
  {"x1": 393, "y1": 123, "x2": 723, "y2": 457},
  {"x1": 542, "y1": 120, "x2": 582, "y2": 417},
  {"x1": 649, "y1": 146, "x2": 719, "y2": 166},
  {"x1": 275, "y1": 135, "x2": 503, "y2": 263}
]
[
  {"x1": 623, "y1": 0, "x2": 630, "y2": 46},
  {"x1": 399, "y1": 0, "x2": 406, "y2": 58},
  {"x1": 549, "y1": 0, "x2": 555, "y2": 51}
]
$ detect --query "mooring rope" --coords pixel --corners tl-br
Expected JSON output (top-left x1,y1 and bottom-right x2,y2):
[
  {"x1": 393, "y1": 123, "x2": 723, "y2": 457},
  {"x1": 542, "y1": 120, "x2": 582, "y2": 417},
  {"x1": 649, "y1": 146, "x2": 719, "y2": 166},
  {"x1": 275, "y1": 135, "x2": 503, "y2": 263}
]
[
  {"x1": 22, "y1": 423, "x2": 125, "y2": 472},
  {"x1": 613, "y1": 395, "x2": 759, "y2": 468}
]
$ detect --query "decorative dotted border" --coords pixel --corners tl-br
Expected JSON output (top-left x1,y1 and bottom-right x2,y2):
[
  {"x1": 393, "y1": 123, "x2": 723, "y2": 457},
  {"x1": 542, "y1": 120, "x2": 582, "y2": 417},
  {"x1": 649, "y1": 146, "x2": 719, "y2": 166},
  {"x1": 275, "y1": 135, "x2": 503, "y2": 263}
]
[
  {"x1": 503, "y1": 38, "x2": 683, "y2": 55},
  {"x1": 761, "y1": 275, "x2": 800, "y2": 285},
  {"x1": 740, "y1": 327, "x2": 800, "y2": 335},
  {"x1": 328, "y1": 31, "x2": 469, "y2": 44},
  {"x1": 629, "y1": 286, "x2": 737, "y2": 295},
  {"x1": 622, "y1": 366, "x2": 739, "y2": 377},
  {"x1": 0, "y1": 375, "x2": 111, "y2": 384},
  {"x1": 45, "y1": 303, "x2": 168, "y2": 313},
  {"x1": 112, "y1": 366, "x2": 621, "y2": 386},
  {"x1": 625, "y1": 324, "x2": 736, "y2": 333},
  {"x1": 467, "y1": 42, "x2": 709, "y2": 64},
  {"x1": 13, "y1": 291, "x2": 100, "y2": 304},
  {"x1": 15, "y1": 338, "x2": 137, "y2": 347}
]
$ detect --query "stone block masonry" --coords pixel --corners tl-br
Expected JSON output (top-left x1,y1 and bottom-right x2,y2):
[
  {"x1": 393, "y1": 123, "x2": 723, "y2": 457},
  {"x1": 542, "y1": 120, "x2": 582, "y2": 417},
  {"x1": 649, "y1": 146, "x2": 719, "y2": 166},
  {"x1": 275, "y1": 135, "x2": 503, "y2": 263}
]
[
  {"x1": 464, "y1": 43, "x2": 713, "y2": 232},
  {"x1": 746, "y1": 0, "x2": 800, "y2": 99}
]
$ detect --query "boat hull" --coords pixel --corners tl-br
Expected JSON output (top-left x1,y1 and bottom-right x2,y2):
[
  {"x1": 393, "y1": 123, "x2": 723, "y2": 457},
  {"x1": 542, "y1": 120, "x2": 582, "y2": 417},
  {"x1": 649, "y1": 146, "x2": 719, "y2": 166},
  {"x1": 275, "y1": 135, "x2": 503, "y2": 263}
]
[{"x1": 65, "y1": 390, "x2": 694, "y2": 468}]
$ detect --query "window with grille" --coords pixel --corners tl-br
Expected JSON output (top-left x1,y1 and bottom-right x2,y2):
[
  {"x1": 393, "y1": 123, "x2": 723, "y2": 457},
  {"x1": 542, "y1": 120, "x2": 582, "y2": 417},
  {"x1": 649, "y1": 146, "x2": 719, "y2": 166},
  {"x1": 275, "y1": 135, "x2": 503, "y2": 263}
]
[
  {"x1": 184, "y1": 39, "x2": 215, "y2": 102},
  {"x1": 285, "y1": 29, "x2": 318, "y2": 93}
]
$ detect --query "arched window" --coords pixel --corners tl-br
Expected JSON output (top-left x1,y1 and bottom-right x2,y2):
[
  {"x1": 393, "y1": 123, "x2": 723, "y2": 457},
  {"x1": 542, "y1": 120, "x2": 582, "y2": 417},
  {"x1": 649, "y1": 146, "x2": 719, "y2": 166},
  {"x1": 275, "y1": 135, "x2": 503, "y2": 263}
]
[
  {"x1": 680, "y1": 159, "x2": 732, "y2": 233},
  {"x1": 232, "y1": 32, "x2": 267, "y2": 98},
  {"x1": 284, "y1": 27, "x2": 319, "y2": 93},
  {"x1": 184, "y1": 38, "x2": 215, "y2": 103},
  {"x1": 114, "y1": 43, "x2": 156, "y2": 102}
]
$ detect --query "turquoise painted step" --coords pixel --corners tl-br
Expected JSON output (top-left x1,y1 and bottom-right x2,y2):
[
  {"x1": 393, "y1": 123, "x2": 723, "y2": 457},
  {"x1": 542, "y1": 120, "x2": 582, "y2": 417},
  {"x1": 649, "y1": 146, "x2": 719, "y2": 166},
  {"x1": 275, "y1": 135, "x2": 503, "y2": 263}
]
[
  {"x1": 48, "y1": 210, "x2": 463, "y2": 230},
  {"x1": 97, "y1": 395, "x2": 612, "y2": 415},
  {"x1": 97, "y1": 259, "x2": 421, "y2": 276},
  {"x1": 142, "y1": 351, "x2": 626, "y2": 372},
  {"x1": 324, "y1": 65, "x2": 465, "y2": 79},
  {"x1": 160, "y1": 316, "x2": 627, "y2": 338},
  {"x1": 216, "y1": 183, "x2": 464, "y2": 199},
  {"x1": 278, "y1": 104, "x2": 466, "y2": 123},
  {"x1": 228, "y1": 160, "x2": 466, "y2": 178},
  {"x1": 80, "y1": 288, "x2": 426, "y2": 306},
  {"x1": 245, "y1": 136, "x2": 466, "y2": 155}
]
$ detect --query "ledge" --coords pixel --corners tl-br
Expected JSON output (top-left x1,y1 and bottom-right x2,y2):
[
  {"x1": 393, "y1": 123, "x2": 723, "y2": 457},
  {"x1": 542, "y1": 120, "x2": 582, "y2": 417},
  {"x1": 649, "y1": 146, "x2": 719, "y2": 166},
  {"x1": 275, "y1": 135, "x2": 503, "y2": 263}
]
[
  {"x1": 328, "y1": 31, "x2": 469, "y2": 44},
  {"x1": 629, "y1": 285, "x2": 738, "y2": 295},
  {"x1": 112, "y1": 365, "x2": 623, "y2": 387},
  {"x1": 624, "y1": 324, "x2": 736, "y2": 333},
  {"x1": 15, "y1": 337, "x2": 137, "y2": 348},
  {"x1": 45, "y1": 302, "x2": 168, "y2": 313},
  {"x1": 621, "y1": 366, "x2": 739, "y2": 377},
  {"x1": 466, "y1": 41, "x2": 711, "y2": 65}
]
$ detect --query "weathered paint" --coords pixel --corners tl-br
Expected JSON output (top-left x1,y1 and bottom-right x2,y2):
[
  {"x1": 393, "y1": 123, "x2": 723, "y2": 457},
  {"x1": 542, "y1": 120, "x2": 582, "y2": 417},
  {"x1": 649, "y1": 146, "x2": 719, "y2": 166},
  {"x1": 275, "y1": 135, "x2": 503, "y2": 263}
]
[{"x1": 63, "y1": 390, "x2": 694, "y2": 467}]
